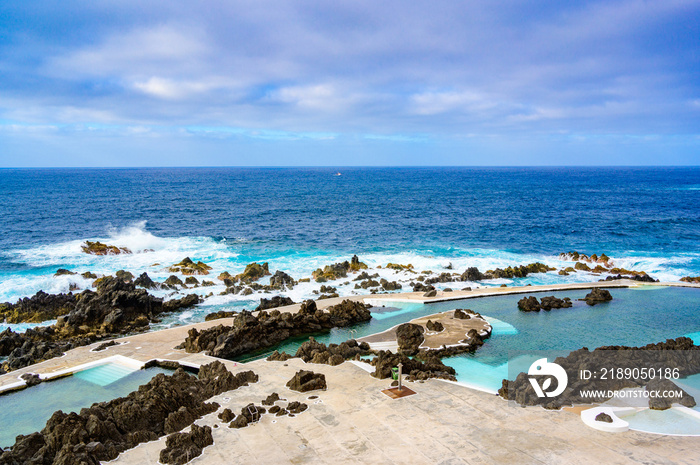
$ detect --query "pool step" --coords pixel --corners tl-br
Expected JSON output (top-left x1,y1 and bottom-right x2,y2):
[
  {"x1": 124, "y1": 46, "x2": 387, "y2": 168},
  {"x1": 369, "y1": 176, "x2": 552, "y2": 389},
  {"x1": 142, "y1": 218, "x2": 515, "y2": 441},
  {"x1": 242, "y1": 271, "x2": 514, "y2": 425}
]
[{"x1": 74, "y1": 363, "x2": 139, "y2": 387}]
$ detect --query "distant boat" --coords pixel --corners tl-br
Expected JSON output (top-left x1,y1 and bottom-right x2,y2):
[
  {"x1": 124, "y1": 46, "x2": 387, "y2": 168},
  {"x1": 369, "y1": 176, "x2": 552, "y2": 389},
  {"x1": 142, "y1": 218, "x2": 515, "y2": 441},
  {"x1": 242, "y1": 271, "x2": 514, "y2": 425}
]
[{"x1": 335, "y1": 172, "x2": 342, "y2": 176}]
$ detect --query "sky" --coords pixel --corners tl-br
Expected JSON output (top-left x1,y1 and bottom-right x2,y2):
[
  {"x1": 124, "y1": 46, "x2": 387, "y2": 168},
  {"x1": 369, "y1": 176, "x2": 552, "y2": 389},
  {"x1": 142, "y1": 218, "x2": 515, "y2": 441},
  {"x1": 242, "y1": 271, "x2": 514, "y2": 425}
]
[{"x1": 0, "y1": 0, "x2": 699, "y2": 166}]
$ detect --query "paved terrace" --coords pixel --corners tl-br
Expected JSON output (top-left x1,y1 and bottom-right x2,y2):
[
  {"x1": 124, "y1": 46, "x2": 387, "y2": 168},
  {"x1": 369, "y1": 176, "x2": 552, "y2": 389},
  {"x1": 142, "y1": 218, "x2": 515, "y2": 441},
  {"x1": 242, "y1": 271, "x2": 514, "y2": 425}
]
[{"x1": 108, "y1": 357, "x2": 700, "y2": 465}]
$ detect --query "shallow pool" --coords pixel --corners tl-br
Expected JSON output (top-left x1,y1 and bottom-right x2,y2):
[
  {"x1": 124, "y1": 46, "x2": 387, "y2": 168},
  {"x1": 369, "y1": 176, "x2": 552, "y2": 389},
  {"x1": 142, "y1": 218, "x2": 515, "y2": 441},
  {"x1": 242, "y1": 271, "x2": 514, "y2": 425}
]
[
  {"x1": 0, "y1": 365, "x2": 172, "y2": 448},
  {"x1": 617, "y1": 408, "x2": 700, "y2": 436}
]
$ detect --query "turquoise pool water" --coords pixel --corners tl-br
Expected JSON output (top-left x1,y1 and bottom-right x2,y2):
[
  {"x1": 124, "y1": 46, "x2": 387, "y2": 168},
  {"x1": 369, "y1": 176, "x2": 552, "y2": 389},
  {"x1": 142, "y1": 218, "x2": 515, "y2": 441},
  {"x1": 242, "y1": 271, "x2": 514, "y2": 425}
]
[
  {"x1": 617, "y1": 408, "x2": 700, "y2": 436},
  {"x1": 0, "y1": 365, "x2": 172, "y2": 448},
  {"x1": 251, "y1": 287, "x2": 700, "y2": 392}
]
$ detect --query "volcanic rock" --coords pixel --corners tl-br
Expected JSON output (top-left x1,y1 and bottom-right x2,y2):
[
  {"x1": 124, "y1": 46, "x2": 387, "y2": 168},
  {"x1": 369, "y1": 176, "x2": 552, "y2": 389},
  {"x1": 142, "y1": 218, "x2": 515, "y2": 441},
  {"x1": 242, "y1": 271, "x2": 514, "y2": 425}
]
[
  {"x1": 159, "y1": 424, "x2": 213, "y2": 465},
  {"x1": 286, "y1": 370, "x2": 327, "y2": 392},
  {"x1": 255, "y1": 296, "x2": 294, "y2": 311},
  {"x1": 582, "y1": 288, "x2": 613, "y2": 305}
]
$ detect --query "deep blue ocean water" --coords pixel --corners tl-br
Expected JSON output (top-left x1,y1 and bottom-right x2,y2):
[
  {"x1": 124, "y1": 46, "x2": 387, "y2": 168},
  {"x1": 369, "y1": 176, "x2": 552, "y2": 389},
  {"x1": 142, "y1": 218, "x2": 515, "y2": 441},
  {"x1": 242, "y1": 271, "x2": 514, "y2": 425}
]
[{"x1": 0, "y1": 166, "x2": 699, "y2": 327}]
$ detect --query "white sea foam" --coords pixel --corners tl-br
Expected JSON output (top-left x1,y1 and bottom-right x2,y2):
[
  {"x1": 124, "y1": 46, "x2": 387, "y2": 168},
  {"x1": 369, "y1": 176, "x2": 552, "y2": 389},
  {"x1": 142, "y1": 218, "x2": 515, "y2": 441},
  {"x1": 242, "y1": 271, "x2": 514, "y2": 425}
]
[{"x1": 2, "y1": 224, "x2": 698, "y2": 325}]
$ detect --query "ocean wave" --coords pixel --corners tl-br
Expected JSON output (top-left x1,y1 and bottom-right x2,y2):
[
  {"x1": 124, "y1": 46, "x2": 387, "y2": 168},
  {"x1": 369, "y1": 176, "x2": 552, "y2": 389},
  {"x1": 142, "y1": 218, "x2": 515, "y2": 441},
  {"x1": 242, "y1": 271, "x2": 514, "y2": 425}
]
[{"x1": 1, "y1": 224, "x2": 699, "y2": 319}]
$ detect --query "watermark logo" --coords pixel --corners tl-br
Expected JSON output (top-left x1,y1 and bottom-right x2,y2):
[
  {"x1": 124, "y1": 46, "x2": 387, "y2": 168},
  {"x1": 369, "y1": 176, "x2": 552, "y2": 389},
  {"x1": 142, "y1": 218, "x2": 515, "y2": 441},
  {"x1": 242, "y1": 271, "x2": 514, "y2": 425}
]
[{"x1": 528, "y1": 358, "x2": 568, "y2": 398}]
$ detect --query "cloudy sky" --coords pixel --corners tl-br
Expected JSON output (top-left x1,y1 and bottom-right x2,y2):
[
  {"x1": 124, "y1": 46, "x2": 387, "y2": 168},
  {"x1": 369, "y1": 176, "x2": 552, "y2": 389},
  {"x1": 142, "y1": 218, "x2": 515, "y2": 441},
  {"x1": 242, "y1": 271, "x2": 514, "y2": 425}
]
[{"x1": 1, "y1": 0, "x2": 699, "y2": 166}]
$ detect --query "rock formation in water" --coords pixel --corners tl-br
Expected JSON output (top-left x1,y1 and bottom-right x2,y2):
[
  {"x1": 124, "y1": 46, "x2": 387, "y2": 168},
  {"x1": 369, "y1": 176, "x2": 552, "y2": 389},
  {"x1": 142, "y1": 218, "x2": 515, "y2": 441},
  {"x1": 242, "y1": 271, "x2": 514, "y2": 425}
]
[
  {"x1": 499, "y1": 337, "x2": 700, "y2": 410},
  {"x1": 167, "y1": 257, "x2": 213, "y2": 275},
  {"x1": 517, "y1": 296, "x2": 572, "y2": 312},
  {"x1": 81, "y1": 241, "x2": 131, "y2": 255},
  {"x1": 255, "y1": 296, "x2": 295, "y2": 311},
  {"x1": 0, "y1": 277, "x2": 199, "y2": 372},
  {"x1": 581, "y1": 288, "x2": 613, "y2": 305},
  {"x1": 0, "y1": 291, "x2": 77, "y2": 323},
  {"x1": 179, "y1": 299, "x2": 371, "y2": 360}
]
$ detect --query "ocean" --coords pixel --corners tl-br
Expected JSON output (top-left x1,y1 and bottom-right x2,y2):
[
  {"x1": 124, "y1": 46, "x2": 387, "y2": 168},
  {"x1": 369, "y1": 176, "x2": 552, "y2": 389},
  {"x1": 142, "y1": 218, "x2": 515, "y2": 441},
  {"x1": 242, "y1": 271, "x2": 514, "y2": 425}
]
[{"x1": 1, "y1": 166, "x2": 699, "y2": 328}]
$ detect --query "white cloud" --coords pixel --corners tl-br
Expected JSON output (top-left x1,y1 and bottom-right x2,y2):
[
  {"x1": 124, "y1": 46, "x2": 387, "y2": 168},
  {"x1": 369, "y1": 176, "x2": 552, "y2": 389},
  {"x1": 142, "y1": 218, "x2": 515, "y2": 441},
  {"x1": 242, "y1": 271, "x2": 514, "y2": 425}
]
[
  {"x1": 269, "y1": 84, "x2": 354, "y2": 111},
  {"x1": 409, "y1": 90, "x2": 496, "y2": 115},
  {"x1": 49, "y1": 24, "x2": 209, "y2": 78},
  {"x1": 132, "y1": 77, "x2": 227, "y2": 100}
]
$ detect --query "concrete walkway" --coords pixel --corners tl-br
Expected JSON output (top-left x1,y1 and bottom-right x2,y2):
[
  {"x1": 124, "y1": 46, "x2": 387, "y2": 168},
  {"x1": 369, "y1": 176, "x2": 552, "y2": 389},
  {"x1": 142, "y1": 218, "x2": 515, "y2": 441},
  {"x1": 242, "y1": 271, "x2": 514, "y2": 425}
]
[{"x1": 108, "y1": 358, "x2": 700, "y2": 465}]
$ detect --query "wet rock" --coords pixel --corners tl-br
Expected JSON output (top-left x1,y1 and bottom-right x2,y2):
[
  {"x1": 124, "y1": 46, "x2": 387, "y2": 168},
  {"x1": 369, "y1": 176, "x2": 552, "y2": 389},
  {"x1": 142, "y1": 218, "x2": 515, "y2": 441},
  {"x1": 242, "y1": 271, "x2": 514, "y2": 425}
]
[
  {"x1": 165, "y1": 275, "x2": 184, "y2": 287},
  {"x1": 385, "y1": 263, "x2": 413, "y2": 271},
  {"x1": 595, "y1": 412, "x2": 613, "y2": 423},
  {"x1": 0, "y1": 290, "x2": 76, "y2": 324},
  {"x1": 168, "y1": 257, "x2": 213, "y2": 275},
  {"x1": 20, "y1": 372, "x2": 42, "y2": 387},
  {"x1": 81, "y1": 271, "x2": 98, "y2": 280},
  {"x1": 286, "y1": 370, "x2": 327, "y2": 392},
  {"x1": 424, "y1": 273, "x2": 454, "y2": 284},
  {"x1": 602, "y1": 273, "x2": 658, "y2": 283},
  {"x1": 81, "y1": 241, "x2": 131, "y2": 255},
  {"x1": 354, "y1": 271, "x2": 379, "y2": 281},
  {"x1": 313, "y1": 256, "x2": 368, "y2": 282},
  {"x1": 115, "y1": 270, "x2": 134, "y2": 282},
  {"x1": 204, "y1": 311, "x2": 236, "y2": 321},
  {"x1": 518, "y1": 296, "x2": 572, "y2": 312},
  {"x1": 355, "y1": 279, "x2": 379, "y2": 289},
  {"x1": 184, "y1": 277, "x2": 199, "y2": 286},
  {"x1": 163, "y1": 294, "x2": 200, "y2": 312},
  {"x1": 270, "y1": 270, "x2": 295, "y2": 289},
  {"x1": 237, "y1": 262, "x2": 271, "y2": 283},
  {"x1": 54, "y1": 269, "x2": 76, "y2": 276},
  {"x1": 255, "y1": 296, "x2": 295, "y2": 311},
  {"x1": 134, "y1": 272, "x2": 159, "y2": 289},
  {"x1": 460, "y1": 267, "x2": 484, "y2": 281},
  {"x1": 582, "y1": 288, "x2": 613, "y2": 305},
  {"x1": 379, "y1": 278, "x2": 402, "y2": 291},
  {"x1": 681, "y1": 276, "x2": 700, "y2": 284},
  {"x1": 423, "y1": 289, "x2": 437, "y2": 298}
]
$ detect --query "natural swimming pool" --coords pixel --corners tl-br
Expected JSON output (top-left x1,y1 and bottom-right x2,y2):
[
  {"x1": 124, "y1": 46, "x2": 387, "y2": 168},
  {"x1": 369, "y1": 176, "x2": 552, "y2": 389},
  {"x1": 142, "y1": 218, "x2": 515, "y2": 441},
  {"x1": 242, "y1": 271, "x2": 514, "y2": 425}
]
[
  {"x1": 0, "y1": 364, "x2": 173, "y2": 448},
  {"x1": 244, "y1": 286, "x2": 700, "y2": 393}
]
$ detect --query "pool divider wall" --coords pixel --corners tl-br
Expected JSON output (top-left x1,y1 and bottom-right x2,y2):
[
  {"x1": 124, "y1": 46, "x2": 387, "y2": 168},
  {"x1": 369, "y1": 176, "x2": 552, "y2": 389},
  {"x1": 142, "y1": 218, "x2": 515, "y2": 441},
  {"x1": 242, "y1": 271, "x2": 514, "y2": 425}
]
[{"x1": 0, "y1": 355, "x2": 205, "y2": 396}]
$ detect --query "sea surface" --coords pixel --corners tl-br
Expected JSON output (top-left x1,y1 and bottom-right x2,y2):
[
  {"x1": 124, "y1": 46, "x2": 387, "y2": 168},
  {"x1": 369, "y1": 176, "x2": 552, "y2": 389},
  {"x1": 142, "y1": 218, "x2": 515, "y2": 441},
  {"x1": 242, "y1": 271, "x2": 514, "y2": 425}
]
[{"x1": 1, "y1": 166, "x2": 699, "y2": 329}]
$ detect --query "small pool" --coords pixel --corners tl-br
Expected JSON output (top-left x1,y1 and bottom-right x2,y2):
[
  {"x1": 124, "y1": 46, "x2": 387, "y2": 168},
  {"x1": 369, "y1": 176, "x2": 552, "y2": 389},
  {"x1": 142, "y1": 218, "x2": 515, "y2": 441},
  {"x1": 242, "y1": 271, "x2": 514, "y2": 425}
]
[
  {"x1": 617, "y1": 408, "x2": 700, "y2": 436},
  {"x1": 0, "y1": 364, "x2": 173, "y2": 448}
]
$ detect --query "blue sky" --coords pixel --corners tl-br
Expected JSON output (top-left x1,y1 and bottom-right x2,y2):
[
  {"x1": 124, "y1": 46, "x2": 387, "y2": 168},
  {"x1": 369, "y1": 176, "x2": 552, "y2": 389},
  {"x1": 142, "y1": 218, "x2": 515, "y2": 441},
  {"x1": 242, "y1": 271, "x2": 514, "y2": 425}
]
[{"x1": 1, "y1": 0, "x2": 699, "y2": 166}]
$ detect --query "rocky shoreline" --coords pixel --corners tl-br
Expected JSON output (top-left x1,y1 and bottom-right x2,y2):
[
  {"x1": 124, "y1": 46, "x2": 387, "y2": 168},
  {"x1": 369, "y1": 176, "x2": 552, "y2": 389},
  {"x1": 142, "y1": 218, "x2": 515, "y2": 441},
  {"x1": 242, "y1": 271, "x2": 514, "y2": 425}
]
[{"x1": 0, "y1": 277, "x2": 199, "y2": 373}]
